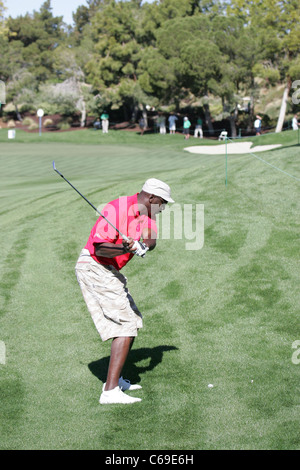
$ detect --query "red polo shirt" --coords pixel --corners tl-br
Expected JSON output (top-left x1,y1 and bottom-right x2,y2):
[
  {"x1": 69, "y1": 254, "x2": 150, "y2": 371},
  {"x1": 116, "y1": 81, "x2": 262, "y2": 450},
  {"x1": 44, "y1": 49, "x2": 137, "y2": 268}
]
[{"x1": 84, "y1": 193, "x2": 157, "y2": 270}]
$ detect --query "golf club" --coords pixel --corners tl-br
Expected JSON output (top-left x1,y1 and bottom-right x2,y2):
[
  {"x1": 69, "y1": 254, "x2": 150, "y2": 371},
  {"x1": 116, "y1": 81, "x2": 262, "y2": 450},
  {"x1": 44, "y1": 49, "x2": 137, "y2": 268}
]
[{"x1": 52, "y1": 161, "x2": 129, "y2": 242}]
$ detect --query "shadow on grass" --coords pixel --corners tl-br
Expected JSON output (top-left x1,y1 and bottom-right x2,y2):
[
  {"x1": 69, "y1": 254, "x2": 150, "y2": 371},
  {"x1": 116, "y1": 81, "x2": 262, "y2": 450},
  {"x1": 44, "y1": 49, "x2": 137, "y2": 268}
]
[
  {"x1": 88, "y1": 345, "x2": 178, "y2": 385},
  {"x1": 268, "y1": 143, "x2": 300, "y2": 152}
]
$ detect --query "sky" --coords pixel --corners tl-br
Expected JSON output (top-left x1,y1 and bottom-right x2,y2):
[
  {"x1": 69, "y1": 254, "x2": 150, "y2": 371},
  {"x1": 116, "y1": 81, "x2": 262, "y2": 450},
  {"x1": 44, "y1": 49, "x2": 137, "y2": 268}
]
[
  {"x1": 3, "y1": 0, "x2": 87, "y2": 25},
  {"x1": 3, "y1": 0, "x2": 153, "y2": 26}
]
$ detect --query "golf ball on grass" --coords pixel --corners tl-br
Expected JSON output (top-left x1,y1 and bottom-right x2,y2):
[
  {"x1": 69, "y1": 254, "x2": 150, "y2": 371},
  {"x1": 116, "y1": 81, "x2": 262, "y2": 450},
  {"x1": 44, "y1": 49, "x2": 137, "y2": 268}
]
[{"x1": 208, "y1": 384, "x2": 214, "y2": 389}]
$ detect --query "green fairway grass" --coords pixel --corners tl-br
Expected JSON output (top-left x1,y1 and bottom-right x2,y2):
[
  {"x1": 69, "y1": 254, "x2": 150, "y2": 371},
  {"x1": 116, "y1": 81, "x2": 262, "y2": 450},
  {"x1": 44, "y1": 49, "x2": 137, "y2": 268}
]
[{"x1": 0, "y1": 128, "x2": 299, "y2": 450}]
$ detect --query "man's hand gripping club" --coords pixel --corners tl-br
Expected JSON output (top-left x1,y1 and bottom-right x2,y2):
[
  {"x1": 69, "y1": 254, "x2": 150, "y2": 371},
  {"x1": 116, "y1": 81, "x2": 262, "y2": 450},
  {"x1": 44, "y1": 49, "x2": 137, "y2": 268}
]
[{"x1": 123, "y1": 237, "x2": 149, "y2": 258}]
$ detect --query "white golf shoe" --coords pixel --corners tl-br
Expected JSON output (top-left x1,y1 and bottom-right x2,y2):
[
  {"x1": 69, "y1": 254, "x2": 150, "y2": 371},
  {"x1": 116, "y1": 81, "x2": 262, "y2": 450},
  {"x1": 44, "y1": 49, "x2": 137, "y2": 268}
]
[{"x1": 99, "y1": 386, "x2": 142, "y2": 404}]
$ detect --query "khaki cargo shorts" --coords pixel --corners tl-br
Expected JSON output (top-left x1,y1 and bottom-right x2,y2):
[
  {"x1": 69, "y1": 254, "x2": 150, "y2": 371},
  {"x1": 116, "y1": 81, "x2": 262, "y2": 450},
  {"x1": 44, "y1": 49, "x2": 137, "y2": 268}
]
[{"x1": 75, "y1": 249, "x2": 143, "y2": 342}]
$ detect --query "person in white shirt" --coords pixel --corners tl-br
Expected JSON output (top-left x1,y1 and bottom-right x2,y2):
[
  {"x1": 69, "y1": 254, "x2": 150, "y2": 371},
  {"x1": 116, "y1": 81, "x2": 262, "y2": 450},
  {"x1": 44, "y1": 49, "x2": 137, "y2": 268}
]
[
  {"x1": 159, "y1": 115, "x2": 166, "y2": 134},
  {"x1": 101, "y1": 111, "x2": 109, "y2": 134},
  {"x1": 194, "y1": 117, "x2": 203, "y2": 138},
  {"x1": 292, "y1": 114, "x2": 299, "y2": 130},
  {"x1": 254, "y1": 115, "x2": 262, "y2": 135}
]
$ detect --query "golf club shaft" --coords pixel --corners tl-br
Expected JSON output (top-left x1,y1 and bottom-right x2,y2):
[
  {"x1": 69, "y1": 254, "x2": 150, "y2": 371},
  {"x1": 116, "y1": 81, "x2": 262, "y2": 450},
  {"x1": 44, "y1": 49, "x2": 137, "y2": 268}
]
[{"x1": 52, "y1": 161, "x2": 129, "y2": 241}]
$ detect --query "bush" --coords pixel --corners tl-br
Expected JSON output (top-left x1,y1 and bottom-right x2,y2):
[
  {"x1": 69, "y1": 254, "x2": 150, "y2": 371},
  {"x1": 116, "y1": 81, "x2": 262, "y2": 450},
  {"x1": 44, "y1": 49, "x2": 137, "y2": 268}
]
[
  {"x1": 22, "y1": 117, "x2": 35, "y2": 126},
  {"x1": 38, "y1": 80, "x2": 81, "y2": 117},
  {"x1": 3, "y1": 102, "x2": 15, "y2": 114},
  {"x1": 22, "y1": 117, "x2": 38, "y2": 130},
  {"x1": 19, "y1": 103, "x2": 36, "y2": 114},
  {"x1": 28, "y1": 122, "x2": 38, "y2": 130},
  {"x1": 2, "y1": 102, "x2": 20, "y2": 122},
  {"x1": 57, "y1": 121, "x2": 71, "y2": 130},
  {"x1": 7, "y1": 119, "x2": 16, "y2": 128},
  {"x1": 37, "y1": 102, "x2": 58, "y2": 115},
  {"x1": 44, "y1": 118, "x2": 54, "y2": 127}
]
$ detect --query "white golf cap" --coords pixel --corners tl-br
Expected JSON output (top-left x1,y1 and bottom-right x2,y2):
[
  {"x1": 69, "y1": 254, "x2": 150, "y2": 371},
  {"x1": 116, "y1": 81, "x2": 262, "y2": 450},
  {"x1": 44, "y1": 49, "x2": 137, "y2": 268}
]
[{"x1": 142, "y1": 178, "x2": 174, "y2": 203}]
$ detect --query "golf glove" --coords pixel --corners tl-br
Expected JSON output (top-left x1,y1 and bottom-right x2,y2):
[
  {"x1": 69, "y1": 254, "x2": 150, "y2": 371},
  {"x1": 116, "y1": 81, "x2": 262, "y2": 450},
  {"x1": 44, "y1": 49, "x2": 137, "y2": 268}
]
[{"x1": 132, "y1": 241, "x2": 149, "y2": 258}]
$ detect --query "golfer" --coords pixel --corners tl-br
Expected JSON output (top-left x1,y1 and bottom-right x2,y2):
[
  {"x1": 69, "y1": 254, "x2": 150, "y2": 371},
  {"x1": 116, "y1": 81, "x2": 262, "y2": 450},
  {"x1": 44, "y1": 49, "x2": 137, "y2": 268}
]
[{"x1": 75, "y1": 178, "x2": 174, "y2": 404}]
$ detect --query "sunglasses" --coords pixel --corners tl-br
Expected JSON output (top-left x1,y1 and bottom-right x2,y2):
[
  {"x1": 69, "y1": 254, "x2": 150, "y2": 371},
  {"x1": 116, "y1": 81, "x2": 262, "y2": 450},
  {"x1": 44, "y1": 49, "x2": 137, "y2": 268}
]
[{"x1": 154, "y1": 195, "x2": 168, "y2": 205}]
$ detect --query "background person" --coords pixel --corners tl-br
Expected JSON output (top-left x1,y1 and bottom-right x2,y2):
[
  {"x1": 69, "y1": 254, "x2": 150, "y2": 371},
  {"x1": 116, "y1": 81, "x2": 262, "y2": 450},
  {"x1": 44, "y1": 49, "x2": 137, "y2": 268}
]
[
  {"x1": 139, "y1": 116, "x2": 146, "y2": 135},
  {"x1": 75, "y1": 178, "x2": 174, "y2": 404},
  {"x1": 168, "y1": 113, "x2": 178, "y2": 134},
  {"x1": 101, "y1": 111, "x2": 109, "y2": 133},
  {"x1": 194, "y1": 117, "x2": 203, "y2": 138},
  {"x1": 254, "y1": 115, "x2": 262, "y2": 135},
  {"x1": 183, "y1": 116, "x2": 191, "y2": 140},
  {"x1": 93, "y1": 118, "x2": 101, "y2": 130},
  {"x1": 292, "y1": 114, "x2": 299, "y2": 130},
  {"x1": 158, "y1": 114, "x2": 166, "y2": 134}
]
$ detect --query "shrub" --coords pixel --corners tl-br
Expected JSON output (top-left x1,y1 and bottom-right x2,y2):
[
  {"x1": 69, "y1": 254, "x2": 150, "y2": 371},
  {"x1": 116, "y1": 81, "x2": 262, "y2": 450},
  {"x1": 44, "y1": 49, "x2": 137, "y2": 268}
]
[
  {"x1": 44, "y1": 118, "x2": 54, "y2": 127},
  {"x1": 28, "y1": 122, "x2": 38, "y2": 130},
  {"x1": 3, "y1": 102, "x2": 15, "y2": 114},
  {"x1": 7, "y1": 119, "x2": 16, "y2": 128},
  {"x1": 57, "y1": 121, "x2": 71, "y2": 130},
  {"x1": 19, "y1": 103, "x2": 36, "y2": 114},
  {"x1": 22, "y1": 117, "x2": 35, "y2": 126},
  {"x1": 38, "y1": 80, "x2": 80, "y2": 116}
]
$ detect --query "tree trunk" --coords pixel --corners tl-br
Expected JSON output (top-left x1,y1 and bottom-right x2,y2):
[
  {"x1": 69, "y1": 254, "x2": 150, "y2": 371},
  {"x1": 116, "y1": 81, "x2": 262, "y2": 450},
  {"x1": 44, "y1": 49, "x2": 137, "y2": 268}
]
[
  {"x1": 131, "y1": 103, "x2": 139, "y2": 123},
  {"x1": 229, "y1": 115, "x2": 236, "y2": 138},
  {"x1": 203, "y1": 102, "x2": 214, "y2": 135},
  {"x1": 247, "y1": 95, "x2": 255, "y2": 133},
  {"x1": 229, "y1": 105, "x2": 238, "y2": 138},
  {"x1": 80, "y1": 99, "x2": 86, "y2": 127},
  {"x1": 14, "y1": 103, "x2": 22, "y2": 122},
  {"x1": 275, "y1": 79, "x2": 291, "y2": 133},
  {"x1": 142, "y1": 105, "x2": 148, "y2": 128},
  {"x1": 76, "y1": 96, "x2": 86, "y2": 127}
]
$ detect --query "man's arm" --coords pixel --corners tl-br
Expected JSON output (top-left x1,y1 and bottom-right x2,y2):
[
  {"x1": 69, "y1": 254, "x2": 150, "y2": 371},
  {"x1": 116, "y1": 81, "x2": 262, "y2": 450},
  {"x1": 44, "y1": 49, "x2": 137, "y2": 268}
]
[
  {"x1": 95, "y1": 238, "x2": 136, "y2": 258},
  {"x1": 94, "y1": 225, "x2": 156, "y2": 258}
]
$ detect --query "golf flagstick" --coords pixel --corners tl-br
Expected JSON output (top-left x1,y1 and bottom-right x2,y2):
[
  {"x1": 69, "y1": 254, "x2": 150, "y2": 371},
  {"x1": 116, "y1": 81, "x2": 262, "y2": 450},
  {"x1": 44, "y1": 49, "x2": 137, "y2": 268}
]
[{"x1": 52, "y1": 161, "x2": 130, "y2": 242}]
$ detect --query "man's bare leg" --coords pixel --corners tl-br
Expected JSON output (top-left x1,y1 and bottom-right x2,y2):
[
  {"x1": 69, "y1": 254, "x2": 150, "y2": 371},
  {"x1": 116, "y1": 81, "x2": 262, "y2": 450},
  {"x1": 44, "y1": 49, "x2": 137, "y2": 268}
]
[{"x1": 104, "y1": 337, "x2": 134, "y2": 391}]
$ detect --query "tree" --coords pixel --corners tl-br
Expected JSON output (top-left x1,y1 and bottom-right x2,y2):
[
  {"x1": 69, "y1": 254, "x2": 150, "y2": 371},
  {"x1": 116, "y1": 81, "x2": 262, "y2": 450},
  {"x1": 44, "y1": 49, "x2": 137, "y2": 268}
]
[
  {"x1": 6, "y1": 1, "x2": 66, "y2": 82},
  {"x1": 72, "y1": 5, "x2": 90, "y2": 44},
  {"x1": 141, "y1": 0, "x2": 204, "y2": 45},
  {"x1": 139, "y1": 14, "x2": 222, "y2": 127},
  {"x1": 228, "y1": 0, "x2": 300, "y2": 132},
  {"x1": 137, "y1": 46, "x2": 179, "y2": 106},
  {"x1": 0, "y1": 1, "x2": 9, "y2": 84},
  {"x1": 209, "y1": 15, "x2": 260, "y2": 137},
  {"x1": 85, "y1": 0, "x2": 146, "y2": 119},
  {"x1": 0, "y1": 0, "x2": 7, "y2": 36},
  {"x1": 38, "y1": 78, "x2": 88, "y2": 123},
  {"x1": 5, "y1": 69, "x2": 38, "y2": 120},
  {"x1": 52, "y1": 46, "x2": 89, "y2": 126}
]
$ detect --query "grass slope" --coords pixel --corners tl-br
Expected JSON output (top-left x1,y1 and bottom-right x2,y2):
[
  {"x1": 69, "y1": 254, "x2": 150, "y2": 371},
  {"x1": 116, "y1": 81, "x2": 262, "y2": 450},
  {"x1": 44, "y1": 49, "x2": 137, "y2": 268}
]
[{"x1": 0, "y1": 128, "x2": 299, "y2": 450}]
